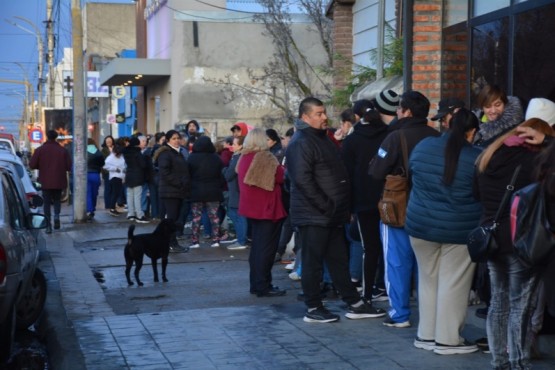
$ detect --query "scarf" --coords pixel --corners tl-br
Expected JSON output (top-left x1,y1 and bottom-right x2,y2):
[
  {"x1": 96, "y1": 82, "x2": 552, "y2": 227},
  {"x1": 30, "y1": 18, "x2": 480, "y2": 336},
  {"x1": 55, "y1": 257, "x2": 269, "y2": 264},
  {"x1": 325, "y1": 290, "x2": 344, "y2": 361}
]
[{"x1": 237, "y1": 150, "x2": 279, "y2": 191}]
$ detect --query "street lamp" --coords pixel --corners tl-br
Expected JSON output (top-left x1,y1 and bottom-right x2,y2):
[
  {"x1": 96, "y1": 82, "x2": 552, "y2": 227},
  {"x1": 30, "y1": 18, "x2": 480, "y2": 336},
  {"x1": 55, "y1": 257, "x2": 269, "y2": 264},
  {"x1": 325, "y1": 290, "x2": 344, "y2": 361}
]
[{"x1": 5, "y1": 16, "x2": 44, "y2": 125}]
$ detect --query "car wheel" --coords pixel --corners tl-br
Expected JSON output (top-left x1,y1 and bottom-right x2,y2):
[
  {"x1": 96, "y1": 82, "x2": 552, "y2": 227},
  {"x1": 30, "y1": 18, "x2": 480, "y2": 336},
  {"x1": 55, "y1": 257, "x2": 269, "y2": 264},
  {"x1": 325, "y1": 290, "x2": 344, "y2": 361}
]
[
  {"x1": 0, "y1": 305, "x2": 15, "y2": 362},
  {"x1": 16, "y1": 268, "x2": 47, "y2": 330}
]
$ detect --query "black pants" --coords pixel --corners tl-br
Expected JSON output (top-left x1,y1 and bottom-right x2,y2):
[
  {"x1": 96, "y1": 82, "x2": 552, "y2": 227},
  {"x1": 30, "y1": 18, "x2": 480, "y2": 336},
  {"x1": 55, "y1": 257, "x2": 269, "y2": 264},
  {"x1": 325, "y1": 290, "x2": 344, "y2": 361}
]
[
  {"x1": 298, "y1": 225, "x2": 360, "y2": 309},
  {"x1": 108, "y1": 178, "x2": 123, "y2": 209},
  {"x1": 357, "y1": 210, "x2": 384, "y2": 299},
  {"x1": 249, "y1": 218, "x2": 283, "y2": 294},
  {"x1": 42, "y1": 189, "x2": 62, "y2": 222}
]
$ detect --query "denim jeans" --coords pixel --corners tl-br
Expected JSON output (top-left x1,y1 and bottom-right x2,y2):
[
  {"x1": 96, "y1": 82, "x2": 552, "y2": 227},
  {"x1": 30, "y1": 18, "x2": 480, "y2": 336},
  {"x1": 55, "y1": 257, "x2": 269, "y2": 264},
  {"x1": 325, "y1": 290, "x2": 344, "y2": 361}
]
[
  {"x1": 86, "y1": 172, "x2": 101, "y2": 213},
  {"x1": 487, "y1": 252, "x2": 540, "y2": 370},
  {"x1": 227, "y1": 207, "x2": 247, "y2": 245}
]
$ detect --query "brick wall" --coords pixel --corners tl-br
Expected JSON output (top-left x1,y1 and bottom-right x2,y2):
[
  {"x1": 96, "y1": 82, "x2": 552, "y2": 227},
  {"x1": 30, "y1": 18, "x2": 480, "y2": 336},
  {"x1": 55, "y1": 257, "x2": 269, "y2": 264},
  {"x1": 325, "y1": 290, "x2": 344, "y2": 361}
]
[
  {"x1": 330, "y1": 1, "x2": 354, "y2": 92},
  {"x1": 411, "y1": 1, "x2": 443, "y2": 104}
]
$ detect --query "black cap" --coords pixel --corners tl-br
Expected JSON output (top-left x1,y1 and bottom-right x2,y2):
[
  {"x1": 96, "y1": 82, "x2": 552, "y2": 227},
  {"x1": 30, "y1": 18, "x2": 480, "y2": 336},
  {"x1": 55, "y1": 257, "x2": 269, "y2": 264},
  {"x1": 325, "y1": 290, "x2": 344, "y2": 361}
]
[{"x1": 431, "y1": 98, "x2": 465, "y2": 121}]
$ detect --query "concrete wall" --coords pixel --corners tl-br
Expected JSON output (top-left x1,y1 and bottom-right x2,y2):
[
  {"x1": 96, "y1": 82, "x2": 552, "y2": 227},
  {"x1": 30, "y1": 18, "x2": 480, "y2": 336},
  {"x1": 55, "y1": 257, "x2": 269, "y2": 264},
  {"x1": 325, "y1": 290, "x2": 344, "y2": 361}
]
[
  {"x1": 168, "y1": 18, "x2": 330, "y2": 133},
  {"x1": 84, "y1": 3, "x2": 135, "y2": 58}
]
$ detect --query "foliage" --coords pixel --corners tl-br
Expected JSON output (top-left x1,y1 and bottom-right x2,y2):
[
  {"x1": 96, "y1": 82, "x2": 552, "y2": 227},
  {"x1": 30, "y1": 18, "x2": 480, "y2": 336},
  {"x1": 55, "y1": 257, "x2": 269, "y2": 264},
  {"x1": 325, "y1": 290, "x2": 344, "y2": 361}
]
[{"x1": 203, "y1": 0, "x2": 332, "y2": 124}]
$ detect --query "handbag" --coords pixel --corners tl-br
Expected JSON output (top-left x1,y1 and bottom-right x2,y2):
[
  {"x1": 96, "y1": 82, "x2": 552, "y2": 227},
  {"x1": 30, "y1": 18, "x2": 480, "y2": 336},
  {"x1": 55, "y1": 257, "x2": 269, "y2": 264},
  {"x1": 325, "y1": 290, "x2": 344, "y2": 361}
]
[
  {"x1": 511, "y1": 182, "x2": 555, "y2": 267},
  {"x1": 378, "y1": 132, "x2": 409, "y2": 227},
  {"x1": 467, "y1": 165, "x2": 521, "y2": 263}
]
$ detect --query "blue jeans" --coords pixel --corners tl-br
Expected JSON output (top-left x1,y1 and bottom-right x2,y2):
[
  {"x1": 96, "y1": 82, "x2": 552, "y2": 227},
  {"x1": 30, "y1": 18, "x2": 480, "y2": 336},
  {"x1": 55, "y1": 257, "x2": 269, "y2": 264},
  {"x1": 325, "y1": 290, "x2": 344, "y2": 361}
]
[
  {"x1": 87, "y1": 172, "x2": 101, "y2": 213},
  {"x1": 227, "y1": 207, "x2": 247, "y2": 245},
  {"x1": 487, "y1": 252, "x2": 540, "y2": 370}
]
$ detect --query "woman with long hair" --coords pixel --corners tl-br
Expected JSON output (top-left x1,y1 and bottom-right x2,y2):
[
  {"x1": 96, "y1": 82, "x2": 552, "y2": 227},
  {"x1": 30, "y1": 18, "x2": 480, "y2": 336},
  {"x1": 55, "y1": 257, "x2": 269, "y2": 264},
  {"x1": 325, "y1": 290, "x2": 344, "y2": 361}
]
[
  {"x1": 86, "y1": 138, "x2": 105, "y2": 221},
  {"x1": 103, "y1": 144, "x2": 126, "y2": 216},
  {"x1": 101, "y1": 135, "x2": 115, "y2": 209},
  {"x1": 405, "y1": 108, "x2": 482, "y2": 354},
  {"x1": 237, "y1": 128, "x2": 287, "y2": 297},
  {"x1": 475, "y1": 118, "x2": 554, "y2": 369}
]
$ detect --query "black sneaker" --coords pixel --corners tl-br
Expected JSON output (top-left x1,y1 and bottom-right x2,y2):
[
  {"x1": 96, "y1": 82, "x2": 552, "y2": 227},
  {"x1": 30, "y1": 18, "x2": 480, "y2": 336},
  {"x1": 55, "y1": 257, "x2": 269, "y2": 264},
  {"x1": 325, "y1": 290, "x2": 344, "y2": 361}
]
[
  {"x1": 475, "y1": 307, "x2": 488, "y2": 319},
  {"x1": 371, "y1": 286, "x2": 388, "y2": 302},
  {"x1": 127, "y1": 216, "x2": 136, "y2": 221},
  {"x1": 303, "y1": 306, "x2": 339, "y2": 323},
  {"x1": 54, "y1": 219, "x2": 61, "y2": 229},
  {"x1": 109, "y1": 209, "x2": 120, "y2": 217},
  {"x1": 345, "y1": 300, "x2": 387, "y2": 319},
  {"x1": 135, "y1": 216, "x2": 150, "y2": 224},
  {"x1": 475, "y1": 337, "x2": 490, "y2": 353}
]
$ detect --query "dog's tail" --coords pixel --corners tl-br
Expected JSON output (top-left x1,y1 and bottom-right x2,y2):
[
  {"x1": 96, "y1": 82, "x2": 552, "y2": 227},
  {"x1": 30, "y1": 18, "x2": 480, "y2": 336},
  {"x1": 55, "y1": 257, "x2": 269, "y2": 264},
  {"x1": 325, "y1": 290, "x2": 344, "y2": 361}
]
[{"x1": 127, "y1": 225, "x2": 135, "y2": 245}]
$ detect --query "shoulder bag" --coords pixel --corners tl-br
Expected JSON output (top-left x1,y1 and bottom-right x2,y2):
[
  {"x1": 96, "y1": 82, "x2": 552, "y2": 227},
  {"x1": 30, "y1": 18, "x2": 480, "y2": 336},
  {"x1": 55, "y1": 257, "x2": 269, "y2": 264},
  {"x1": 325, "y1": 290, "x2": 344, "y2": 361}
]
[
  {"x1": 467, "y1": 165, "x2": 521, "y2": 263},
  {"x1": 378, "y1": 131, "x2": 409, "y2": 227}
]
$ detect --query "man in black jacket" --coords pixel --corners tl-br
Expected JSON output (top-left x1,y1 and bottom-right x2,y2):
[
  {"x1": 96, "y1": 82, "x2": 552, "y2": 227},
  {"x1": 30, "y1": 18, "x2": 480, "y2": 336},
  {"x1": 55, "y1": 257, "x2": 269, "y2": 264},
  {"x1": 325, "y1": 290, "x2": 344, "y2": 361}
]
[
  {"x1": 286, "y1": 97, "x2": 386, "y2": 323},
  {"x1": 368, "y1": 90, "x2": 440, "y2": 328}
]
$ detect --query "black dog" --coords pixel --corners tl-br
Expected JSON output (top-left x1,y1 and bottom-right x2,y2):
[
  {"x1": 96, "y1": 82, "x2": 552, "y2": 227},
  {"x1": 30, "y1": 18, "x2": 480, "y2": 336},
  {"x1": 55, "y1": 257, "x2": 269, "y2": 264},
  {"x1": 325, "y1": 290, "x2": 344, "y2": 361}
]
[{"x1": 124, "y1": 219, "x2": 176, "y2": 286}]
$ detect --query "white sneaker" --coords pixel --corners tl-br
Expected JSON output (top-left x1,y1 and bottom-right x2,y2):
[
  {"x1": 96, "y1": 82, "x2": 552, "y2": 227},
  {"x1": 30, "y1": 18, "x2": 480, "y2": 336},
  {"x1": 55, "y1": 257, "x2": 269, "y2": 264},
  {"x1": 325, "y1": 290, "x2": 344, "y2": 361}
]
[
  {"x1": 289, "y1": 271, "x2": 301, "y2": 281},
  {"x1": 434, "y1": 340, "x2": 479, "y2": 355},
  {"x1": 189, "y1": 243, "x2": 200, "y2": 249},
  {"x1": 210, "y1": 242, "x2": 220, "y2": 248},
  {"x1": 226, "y1": 243, "x2": 247, "y2": 250},
  {"x1": 285, "y1": 262, "x2": 295, "y2": 270}
]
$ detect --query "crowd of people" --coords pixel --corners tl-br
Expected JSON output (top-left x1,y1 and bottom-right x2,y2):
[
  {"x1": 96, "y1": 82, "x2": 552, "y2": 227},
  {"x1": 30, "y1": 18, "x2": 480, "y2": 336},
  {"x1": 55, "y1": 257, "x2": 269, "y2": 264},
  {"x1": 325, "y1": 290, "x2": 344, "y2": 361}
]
[{"x1": 30, "y1": 85, "x2": 555, "y2": 369}]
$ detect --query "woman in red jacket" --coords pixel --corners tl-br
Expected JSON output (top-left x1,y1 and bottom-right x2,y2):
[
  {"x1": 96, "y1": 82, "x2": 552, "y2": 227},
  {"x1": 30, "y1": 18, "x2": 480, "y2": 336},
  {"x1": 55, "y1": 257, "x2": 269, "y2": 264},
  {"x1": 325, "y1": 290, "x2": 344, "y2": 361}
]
[{"x1": 237, "y1": 128, "x2": 288, "y2": 297}]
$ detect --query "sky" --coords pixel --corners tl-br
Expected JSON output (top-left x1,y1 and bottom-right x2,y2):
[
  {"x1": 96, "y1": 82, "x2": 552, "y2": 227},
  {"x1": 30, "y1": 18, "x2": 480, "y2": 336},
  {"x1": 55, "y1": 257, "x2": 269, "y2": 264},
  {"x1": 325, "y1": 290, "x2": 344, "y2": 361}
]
[
  {"x1": 0, "y1": 0, "x2": 132, "y2": 138},
  {"x1": 0, "y1": 0, "x2": 298, "y2": 138}
]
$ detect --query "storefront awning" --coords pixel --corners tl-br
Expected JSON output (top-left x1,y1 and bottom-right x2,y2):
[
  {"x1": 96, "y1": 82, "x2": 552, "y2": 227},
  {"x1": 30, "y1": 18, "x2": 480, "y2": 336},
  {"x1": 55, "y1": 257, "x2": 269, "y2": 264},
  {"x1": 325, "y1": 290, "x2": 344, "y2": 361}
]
[{"x1": 99, "y1": 58, "x2": 170, "y2": 86}]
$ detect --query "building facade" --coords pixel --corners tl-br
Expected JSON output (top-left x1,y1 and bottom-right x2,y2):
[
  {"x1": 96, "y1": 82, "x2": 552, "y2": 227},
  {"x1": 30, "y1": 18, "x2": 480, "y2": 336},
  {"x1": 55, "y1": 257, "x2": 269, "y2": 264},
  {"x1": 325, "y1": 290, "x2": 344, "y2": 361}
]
[{"x1": 328, "y1": 0, "x2": 555, "y2": 117}]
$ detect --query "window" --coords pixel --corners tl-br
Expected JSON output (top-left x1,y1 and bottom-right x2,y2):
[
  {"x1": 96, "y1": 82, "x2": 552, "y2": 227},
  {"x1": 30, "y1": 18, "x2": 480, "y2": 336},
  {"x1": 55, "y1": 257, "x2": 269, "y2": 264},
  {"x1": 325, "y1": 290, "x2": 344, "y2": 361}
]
[
  {"x1": 512, "y1": 3, "x2": 555, "y2": 104},
  {"x1": 2, "y1": 173, "x2": 26, "y2": 230},
  {"x1": 443, "y1": 0, "x2": 468, "y2": 27},
  {"x1": 470, "y1": 18, "x2": 509, "y2": 106},
  {"x1": 473, "y1": 0, "x2": 510, "y2": 17}
]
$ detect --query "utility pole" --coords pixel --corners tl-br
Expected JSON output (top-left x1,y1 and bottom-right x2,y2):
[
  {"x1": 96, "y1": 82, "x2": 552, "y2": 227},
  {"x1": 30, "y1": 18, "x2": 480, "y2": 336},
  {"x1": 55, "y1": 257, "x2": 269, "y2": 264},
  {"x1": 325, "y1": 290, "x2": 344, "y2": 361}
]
[
  {"x1": 46, "y1": 0, "x2": 55, "y2": 107},
  {"x1": 72, "y1": 0, "x2": 87, "y2": 222}
]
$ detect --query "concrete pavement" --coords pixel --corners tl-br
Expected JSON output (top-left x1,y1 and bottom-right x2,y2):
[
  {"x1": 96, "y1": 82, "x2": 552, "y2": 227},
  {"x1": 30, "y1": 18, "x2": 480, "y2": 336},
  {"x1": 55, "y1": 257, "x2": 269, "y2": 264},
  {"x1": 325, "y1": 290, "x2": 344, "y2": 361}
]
[{"x1": 36, "y1": 204, "x2": 555, "y2": 370}]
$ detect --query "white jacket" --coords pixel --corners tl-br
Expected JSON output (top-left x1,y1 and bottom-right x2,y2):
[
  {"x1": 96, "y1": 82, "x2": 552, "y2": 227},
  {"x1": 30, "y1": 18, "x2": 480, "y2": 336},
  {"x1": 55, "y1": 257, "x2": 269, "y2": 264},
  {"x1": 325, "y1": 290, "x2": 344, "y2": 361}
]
[{"x1": 103, "y1": 153, "x2": 126, "y2": 180}]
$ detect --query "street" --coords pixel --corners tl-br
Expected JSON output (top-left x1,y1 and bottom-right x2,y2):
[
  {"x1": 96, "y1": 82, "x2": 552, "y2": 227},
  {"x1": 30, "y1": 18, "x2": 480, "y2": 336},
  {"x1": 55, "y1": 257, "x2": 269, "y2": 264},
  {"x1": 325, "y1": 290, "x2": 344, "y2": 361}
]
[{"x1": 18, "y1": 204, "x2": 555, "y2": 369}]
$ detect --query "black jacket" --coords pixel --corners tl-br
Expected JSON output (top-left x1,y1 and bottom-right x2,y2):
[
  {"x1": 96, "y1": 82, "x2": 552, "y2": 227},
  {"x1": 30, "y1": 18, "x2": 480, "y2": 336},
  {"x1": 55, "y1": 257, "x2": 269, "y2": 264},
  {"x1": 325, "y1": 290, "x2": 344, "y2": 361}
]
[
  {"x1": 369, "y1": 117, "x2": 440, "y2": 180},
  {"x1": 123, "y1": 146, "x2": 146, "y2": 187},
  {"x1": 474, "y1": 144, "x2": 537, "y2": 254},
  {"x1": 224, "y1": 153, "x2": 241, "y2": 209},
  {"x1": 341, "y1": 120, "x2": 388, "y2": 212},
  {"x1": 187, "y1": 137, "x2": 224, "y2": 203},
  {"x1": 286, "y1": 124, "x2": 350, "y2": 227},
  {"x1": 87, "y1": 149, "x2": 105, "y2": 173},
  {"x1": 156, "y1": 145, "x2": 190, "y2": 199}
]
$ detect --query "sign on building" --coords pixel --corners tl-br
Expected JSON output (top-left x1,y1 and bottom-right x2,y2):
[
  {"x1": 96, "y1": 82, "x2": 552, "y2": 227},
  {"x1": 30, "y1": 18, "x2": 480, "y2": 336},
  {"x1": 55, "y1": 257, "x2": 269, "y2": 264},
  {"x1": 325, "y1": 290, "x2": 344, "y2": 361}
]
[{"x1": 62, "y1": 71, "x2": 109, "y2": 98}]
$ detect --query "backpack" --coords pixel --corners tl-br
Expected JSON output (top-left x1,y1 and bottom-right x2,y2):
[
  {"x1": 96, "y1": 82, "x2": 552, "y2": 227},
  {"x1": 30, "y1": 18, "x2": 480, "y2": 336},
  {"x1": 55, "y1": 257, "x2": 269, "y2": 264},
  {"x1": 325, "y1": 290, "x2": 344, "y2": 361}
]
[{"x1": 510, "y1": 182, "x2": 555, "y2": 267}]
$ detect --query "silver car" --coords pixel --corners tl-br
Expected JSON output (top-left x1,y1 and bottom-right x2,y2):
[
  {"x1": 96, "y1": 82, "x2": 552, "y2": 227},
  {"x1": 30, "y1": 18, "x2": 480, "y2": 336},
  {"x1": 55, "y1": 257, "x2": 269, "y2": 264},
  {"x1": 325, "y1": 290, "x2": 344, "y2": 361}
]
[
  {"x1": 0, "y1": 159, "x2": 47, "y2": 362},
  {"x1": 0, "y1": 150, "x2": 42, "y2": 208}
]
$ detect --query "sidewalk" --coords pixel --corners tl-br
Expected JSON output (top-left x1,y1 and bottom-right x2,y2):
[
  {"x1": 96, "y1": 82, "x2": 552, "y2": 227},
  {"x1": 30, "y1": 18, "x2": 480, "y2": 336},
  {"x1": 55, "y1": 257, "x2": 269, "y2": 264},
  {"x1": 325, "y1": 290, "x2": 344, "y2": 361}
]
[{"x1": 37, "y1": 205, "x2": 555, "y2": 370}]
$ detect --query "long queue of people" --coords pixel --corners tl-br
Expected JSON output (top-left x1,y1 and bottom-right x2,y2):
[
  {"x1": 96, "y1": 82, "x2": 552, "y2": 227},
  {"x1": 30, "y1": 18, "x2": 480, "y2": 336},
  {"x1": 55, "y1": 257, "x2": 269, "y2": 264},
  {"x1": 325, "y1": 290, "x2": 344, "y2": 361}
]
[
  {"x1": 290, "y1": 88, "x2": 553, "y2": 370},
  {"x1": 81, "y1": 85, "x2": 554, "y2": 369}
]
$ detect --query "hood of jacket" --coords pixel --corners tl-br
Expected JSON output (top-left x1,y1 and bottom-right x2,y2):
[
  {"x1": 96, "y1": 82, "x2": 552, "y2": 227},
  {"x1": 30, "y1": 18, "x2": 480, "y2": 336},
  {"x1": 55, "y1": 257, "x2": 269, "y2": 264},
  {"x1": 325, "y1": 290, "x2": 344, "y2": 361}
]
[
  {"x1": 192, "y1": 136, "x2": 216, "y2": 153},
  {"x1": 352, "y1": 119, "x2": 388, "y2": 139},
  {"x1": 475, "y1": 96, "x2": 523, "y2": 146}
]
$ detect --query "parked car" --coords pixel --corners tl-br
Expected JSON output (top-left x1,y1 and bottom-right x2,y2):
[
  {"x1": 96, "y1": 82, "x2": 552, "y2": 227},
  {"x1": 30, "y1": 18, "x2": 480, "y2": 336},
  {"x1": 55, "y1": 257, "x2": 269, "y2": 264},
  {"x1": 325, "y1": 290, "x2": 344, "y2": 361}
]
[
  {"x1": 0, "y1": 159, "x2": 48, "y2": 362},
  {"x1": 0, "y1": 151, "x2": 42, "y2": 208}
]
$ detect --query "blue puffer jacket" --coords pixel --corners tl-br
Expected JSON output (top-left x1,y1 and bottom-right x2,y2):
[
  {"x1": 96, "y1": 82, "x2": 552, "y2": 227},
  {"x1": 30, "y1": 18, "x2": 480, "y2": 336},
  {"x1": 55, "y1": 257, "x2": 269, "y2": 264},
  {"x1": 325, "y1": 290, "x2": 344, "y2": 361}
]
[{"x1": 405, "y1": 134, "x2": 482, "y2": 244}]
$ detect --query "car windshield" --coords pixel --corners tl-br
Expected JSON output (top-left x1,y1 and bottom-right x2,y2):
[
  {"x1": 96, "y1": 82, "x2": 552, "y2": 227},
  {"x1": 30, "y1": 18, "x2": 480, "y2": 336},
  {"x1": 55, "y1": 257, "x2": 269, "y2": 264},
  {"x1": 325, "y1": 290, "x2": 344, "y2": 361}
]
[{"x1": 0, "y1": 142, "x2": 11, "y2": 152}]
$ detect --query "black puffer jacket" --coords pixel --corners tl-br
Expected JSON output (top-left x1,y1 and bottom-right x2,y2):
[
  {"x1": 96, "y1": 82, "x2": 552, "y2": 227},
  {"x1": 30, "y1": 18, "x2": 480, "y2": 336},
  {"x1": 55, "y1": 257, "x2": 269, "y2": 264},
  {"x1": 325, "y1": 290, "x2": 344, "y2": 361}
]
[
  {"x1": 123, "y1": 146, "x2": 146, "y2": 187},
  {"x1": 341, "y1": 119, "x2": 388, "y2": 212},
  {"x1": 187, "y1": 136, "x2": 224, "y2": 203},
  {"x1": 155, "y1": 145, "x2": 190, "y2": 199},
  {"x1": 286, "y1": 122, "x2": 350, "y2": 227}
]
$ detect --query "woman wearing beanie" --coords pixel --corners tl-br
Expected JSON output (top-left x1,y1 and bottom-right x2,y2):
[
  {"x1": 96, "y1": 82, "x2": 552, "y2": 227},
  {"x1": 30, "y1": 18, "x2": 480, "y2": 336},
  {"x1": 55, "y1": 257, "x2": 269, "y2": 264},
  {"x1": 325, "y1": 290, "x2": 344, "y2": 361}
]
[{"x1": 342, "y1": 102, "x2": 389, "y2": 303}]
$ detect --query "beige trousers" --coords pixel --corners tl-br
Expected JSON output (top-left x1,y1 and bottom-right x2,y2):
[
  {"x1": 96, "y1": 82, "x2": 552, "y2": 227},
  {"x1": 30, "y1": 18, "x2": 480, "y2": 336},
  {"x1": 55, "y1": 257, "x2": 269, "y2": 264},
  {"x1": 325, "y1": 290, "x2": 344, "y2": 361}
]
[{"x1": 410, "y1": 237, "x2": 476, "y2": 345}]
